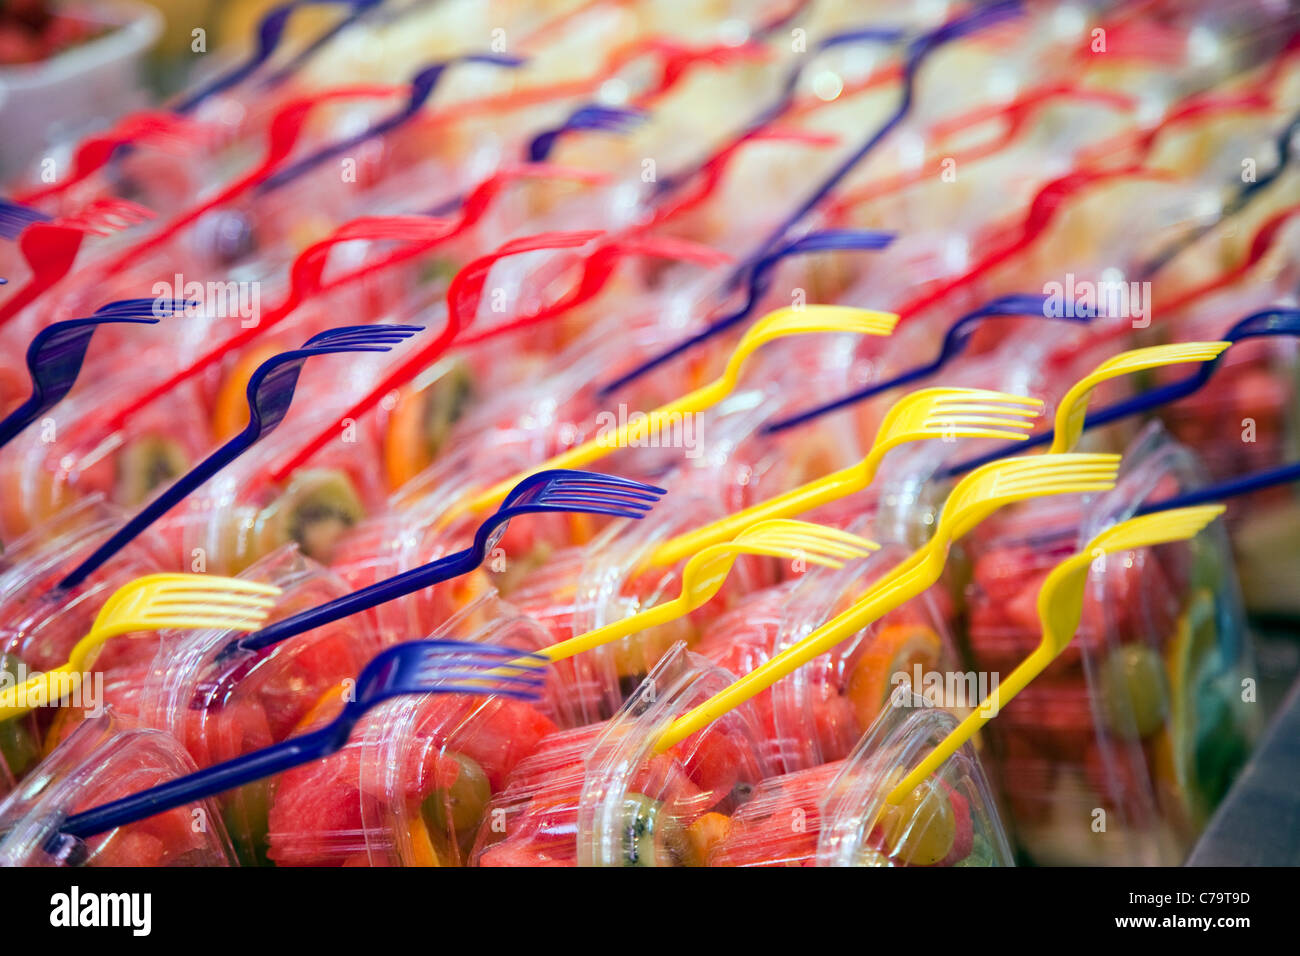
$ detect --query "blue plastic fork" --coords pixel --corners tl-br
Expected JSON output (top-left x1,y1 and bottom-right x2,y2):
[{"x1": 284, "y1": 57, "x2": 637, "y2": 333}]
[
  {"x1": 652, "y1": 25, "x2": 907, "y2": 197},
  {"x1": 527, "y1": 104, "x2": 648, "y2": 164},
  {"x1": 0, "y1": 198, "x2": 51, "y2": 240},
  {"x1": 173, "y1": 0, "x2": 382, "y2": 113},
  {"x1": 732, "y1": 1, "x2": 1022, "y2": 286},
  {"x1": 601, "y1": 2, "x2": 1023, "y2": 389},
  {"x1": 238, "y1": 469, "x2": 667, "y2": 651},
  {"x1": 56, "y1": 640, "x2": 544, "y2": 841},
  {"x1": 422, "y1": 104, "x2": 647, "y2": 217},
  {"x1": 596, "y1": 228, "x2": 896, "y2": 395},
  {"x1": 936, "y1": 307, "x2": 1300, "y2": 479},
  {"x1": 257, "y1": 53, "x2": 526, "y2": 193},
  {"x1": 0, "y1": 314, "x2": 172, "y2": 448},
  {"x1": 56, "y1": 323, "x2": 423, "y2": 590},
  {"x1": 760, "y1": 293, "x2": 1084, "y2": 433},
  {"x1": 1138, "y1": 109, "x2": 1300, "y2": 280}
]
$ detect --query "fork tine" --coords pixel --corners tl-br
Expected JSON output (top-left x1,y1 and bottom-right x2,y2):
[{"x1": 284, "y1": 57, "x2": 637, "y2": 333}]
[
  {"x1": 154, "y1": 578, "x2": 281, "y2": 597},
  {"x1": 738, "y1": 521, "x2": 878, "y2": 549},
  {"x1": 925, "y1": 415, "x2": 1038, "y2": 429},
  {"x1": 742, "y1": 532, "x2": 872, "y2": 559},
  {"x1": 933, "y1": 397, "x2": 1044, "y2": 412},
  {"x1": 542, "y1": 479, "x2": 667, "y2": 502},
  {"x1": 749, "y1": 535, "x2": 867, "y2": 561},
  {"x1": 533, "y1": 496, "x2": 656, "y2": 513},
  {"x1": 752, "y1": 529, "x2": 877, "y2": 556}
]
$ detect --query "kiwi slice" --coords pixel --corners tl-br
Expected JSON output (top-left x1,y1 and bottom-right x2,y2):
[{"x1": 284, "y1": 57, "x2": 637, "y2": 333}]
[
  {"x1": 617, "y1": 793, "x2": 691, "y2": 867},
  {"x1": 420, "y1": 360, "x2": 475, "y2": 462},
  {"x1": 0, "y1": 654, "x2": 38, "y2": 780},
  {"x1": 255, "y1": 469, "x2": 365, "y2": 566},
  {"x1": 114, "y1": 435, "x2": 189, "y2": 507}
]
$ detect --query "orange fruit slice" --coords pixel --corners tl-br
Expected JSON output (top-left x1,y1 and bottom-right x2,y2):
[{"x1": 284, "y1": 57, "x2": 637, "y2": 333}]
[
  {"x1": 846, "y1": 623, "x2": 943, "y2": 729},
  {"x1": 212, "y1": 343, "x2": 284, "y2": 441}
]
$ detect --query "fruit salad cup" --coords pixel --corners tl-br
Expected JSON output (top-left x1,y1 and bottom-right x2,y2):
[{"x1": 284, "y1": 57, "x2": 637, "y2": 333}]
[
  {"x1": 711, "y1": 688, "x2": 1015, "y2": 866},
  {"x1": 0, "y1": 496, "x2": 176, "y2": 786},
  {"x1": 695, "y1": 540, "x2": 961, "y2": 775},
  {"x1": 962, "y1": 423, "x2": 1261, "y2": 864},
  {"x1": 265, "y1": 594, "x2": 574, "y2": 866},
  {"x1": 0, "y1": 708, "x2": 235, "y2": 867},
  {"x1": 472, "y1": 643, "x2": 770, "y2": 867}
]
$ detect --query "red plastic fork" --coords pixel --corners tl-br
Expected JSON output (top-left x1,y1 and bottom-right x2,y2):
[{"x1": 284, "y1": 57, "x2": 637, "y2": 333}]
[
  {"x1": 0, "y1": 199, "x2": 154, "y2": 327},
  {"x1": 13, "y1": 111, "x2": 207, "y2": 205},
  {"x1": 92, "y1": 85, "x2": 408, "y2": 277},
  {"x1": 265, "y1": 229, "x2": 729, "y2": 481},
  {"x1": 97, "y1": 164, "x2": 608, "y2": 437},
  {"x1": 893, "y1": 164, "x2": 1170, "y2": 324}
]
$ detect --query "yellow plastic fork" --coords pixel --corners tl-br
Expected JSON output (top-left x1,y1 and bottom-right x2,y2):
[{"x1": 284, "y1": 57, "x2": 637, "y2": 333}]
[
  {"x1": 516, "y1": 520, "x2": 878, "y2": 667},
  {"x1": 443, "y1": 305, "x2": 899, "y2": 524},
  {"x1": 0, "y1": 574, "x2": 281, "y2": 721},
  {"x1": 885, "y1": 503, "x2": 1225, "y2": 804},
  {"x1": 1049, "y1": 341, "x2": 1230, "y2": 453},
  {"x1": 646, "y1": 387, "x2": 1043, "y2": 567},
  {"x1": 652, "y1": 452, "x2": 1123, "y2": 753}
]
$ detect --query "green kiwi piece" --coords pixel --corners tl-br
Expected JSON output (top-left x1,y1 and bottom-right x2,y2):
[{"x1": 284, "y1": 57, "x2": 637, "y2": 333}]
[
  {"x1": 420, "y1": 358, "x2": 476, "y2": 463},
  {"x1": 256, "y1": 468, "x2": 365, "y2": 566},
  {"x1": 0, "y1": 654, "x2": 38, "y2": 780},
  {"x1": 115, "y1": 435, "x2": 189, "y2": 507}
]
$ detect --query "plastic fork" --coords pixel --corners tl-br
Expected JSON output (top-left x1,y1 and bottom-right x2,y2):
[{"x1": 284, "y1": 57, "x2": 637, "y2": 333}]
[
  {"x1": 1048, "y1": 342, "x2": 1232, "y2": 453},
  {"x1": 533, "y1": 520, "x2": 879, "y2": 666},
  {"x1": 265, "y1": 229, "x2": 729, "y2": 482},
  {"x1": 258, "y1": 53, "x2": 527, "y2": 192},
  {"x1": 527, "y1": 104, "x2": 648, "y2": 163},
  {"x1": 56, "y1": 640, "x2": 543, "y2": 841},
  {"x1": 732, "y1": 1, "x2": 1023, "y2": 285},
  {"x1": 0, "y1": 574, "x2": 281, "y2": 721},
  {"x1": 0, "y1": 198, "x2": 50, "y2": 240},
  {"x1": 762, "y1": 293, "x2": 1079, "y2": 433},
  {"x1": 1091, "y1": 310, "x2": 1300, "y2": 426},
  {"x1": 597, "y1": 228, "x2": 897, "y2": 396},
  {"x1": 0, "y1": 313, "x2": 172, "y2": 448},
  {"x1": 646, "y1": 387, "x2": 1043, "y2": 567},
  {"x1": 885, "y1": 504, "x2": 1225, "y2": 804},
  {"x1": 444, "y1": 304, "x2": 900, "y2": 523},
  {"x1": 56, "y1": 324, "x2": 422, "y2": 591},
  {"x1": 939, "y1": 341, "x2": 1232, "y2": 477},
  {"x1": 172, "y1": 0, "x2": 381, "y2": 112},
  {"x1": 653, "y1": 452, "x2": 1122, "y2": 752},
  {"x1": 237, "y1": 470, "x2": 668, "y2": 651},
  {"x1": 13, "y1": 111, "x2": 206, "y2": 205}
]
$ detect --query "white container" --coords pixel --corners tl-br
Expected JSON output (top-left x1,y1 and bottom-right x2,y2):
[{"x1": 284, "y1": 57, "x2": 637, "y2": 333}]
[{"x1": 0, "y1": 1, "x2": 163, "y2": 181}]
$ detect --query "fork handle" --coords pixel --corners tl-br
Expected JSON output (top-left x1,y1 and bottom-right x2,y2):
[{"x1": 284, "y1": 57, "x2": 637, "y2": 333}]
[
  {"x1": 240, "y1": 548, "x2": 477, "y2": 651},
  {"x1": 0, "y1": 394, "x2": 40, "y2": 449},
  {"x1": 57, "y1": 429, "x2": 263, "y2": 591},
  {"x1": 647, "y1": 468, "x2": 861, "y2": 567},
  {"x1": 60, "y1": 726, "x2": 338, "y2": 840}
]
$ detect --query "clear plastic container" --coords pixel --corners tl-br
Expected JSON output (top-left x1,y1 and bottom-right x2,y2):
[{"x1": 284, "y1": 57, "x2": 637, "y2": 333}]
[
  {"x1": 472, "y1": 643, "x2": 771, "y2": 866},
  {"x1": 263, "y1": 593, "x2": 569, "y2": 867},
  {"x1": 712, "y1": 687, "x2": 1015, "y2": 866},
  {"x1": 963, "y1": 422, "x2": 1261, "y2": 864},
  {"x1": 0, "y1": 708, "x2": 234, "y2": 867},
  {"x1": 694, "y1": 538, "x2": 962, "y2": 775}
]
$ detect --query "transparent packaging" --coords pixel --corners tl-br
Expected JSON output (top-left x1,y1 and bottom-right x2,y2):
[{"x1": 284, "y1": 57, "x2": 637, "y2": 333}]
[
  {"x1": 963, "y1": 422, "x2": 1261, "y2": 864},
  {"x1": 472, "y1": 642, "x2": 771, "y2": 866},
  {"x1": 711, "y1": 688, "x2": 1015, "y2": 867},
  {"x1": 0, "y1": 708, "x2": 234, "y2": 867}
]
